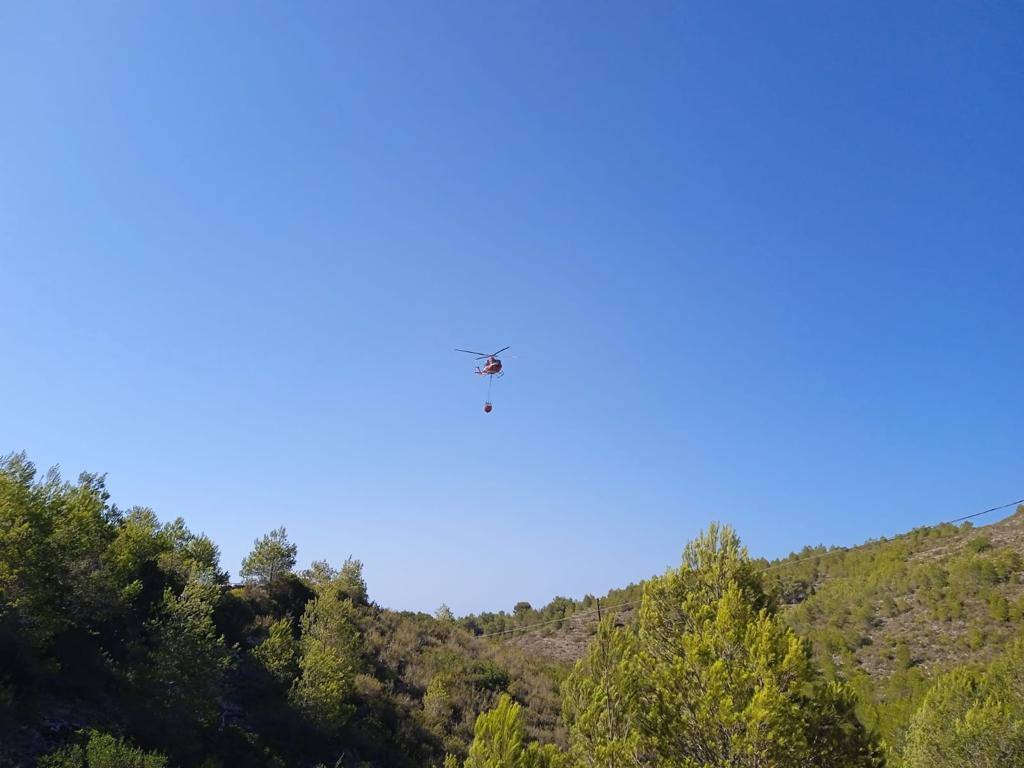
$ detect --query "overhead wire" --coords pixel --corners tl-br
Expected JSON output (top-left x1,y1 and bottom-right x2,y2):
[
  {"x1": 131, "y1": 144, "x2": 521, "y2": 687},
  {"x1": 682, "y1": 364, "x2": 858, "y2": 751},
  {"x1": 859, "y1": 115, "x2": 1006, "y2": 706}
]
[
  {"x1": 949, "y1": 498, "x2": 1024, "y2": 524},
  {"x1": 474, "y1": 496, "x2": 1024, "y2": 640}
]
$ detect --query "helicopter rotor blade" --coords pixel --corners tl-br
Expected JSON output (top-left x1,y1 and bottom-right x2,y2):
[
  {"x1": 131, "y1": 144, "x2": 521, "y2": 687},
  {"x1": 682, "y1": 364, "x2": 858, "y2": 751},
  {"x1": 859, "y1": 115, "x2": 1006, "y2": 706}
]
[
  {"x1": 455, "y1": 349, "x2": 489, "y2": 356},
  {"x1": 492, "y1": 346, "x2": 510, "y2": 356}
]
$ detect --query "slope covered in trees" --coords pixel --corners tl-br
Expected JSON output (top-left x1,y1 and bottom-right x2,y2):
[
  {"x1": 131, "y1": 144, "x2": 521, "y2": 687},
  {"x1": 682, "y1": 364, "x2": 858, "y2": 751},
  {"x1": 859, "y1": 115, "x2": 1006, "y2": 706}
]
[
  {"x1": 768, "y1": 512, "x2": 1024, "y2": 757},
  {"x1": 489, "y1": 506, "x2": 1024, "y2": 765},
  {"x1": 0, "y1": 453, "x2": 563, "y2": 767},
  {"x1": 2, "y1": 452, "x2": 1023, "y2": 767}
]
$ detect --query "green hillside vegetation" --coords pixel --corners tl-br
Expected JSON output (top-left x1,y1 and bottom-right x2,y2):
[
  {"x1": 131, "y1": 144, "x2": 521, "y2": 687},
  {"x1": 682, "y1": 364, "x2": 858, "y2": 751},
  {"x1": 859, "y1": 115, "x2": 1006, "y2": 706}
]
[
  {"x1": 0, "y1": 453, "x2": 562, "y2": 767},
  {"x1": 764, "y1": 513, "x2": 1024, "y2": 761},
  {"x1": 487, "y1": 508, "x2": 1024, "y2": 766},
  {"x1": 2, "y1": 452, "x2": 1023, "y2": 767}
]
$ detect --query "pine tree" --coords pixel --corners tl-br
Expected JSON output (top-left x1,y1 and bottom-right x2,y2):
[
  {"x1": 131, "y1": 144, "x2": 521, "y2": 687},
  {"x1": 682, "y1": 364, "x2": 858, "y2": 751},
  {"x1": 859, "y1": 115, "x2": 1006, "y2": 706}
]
[
  {"x1": 289, "y1": 581, "x2": 363, "y2": 731},
  {"x1": 300, "y1": 559, "x2": 338, "y2": 590},
  {"x1": 904, "y1": 639, "x2": 1024, "y2": 768},
  {"x1": 561, "y1": 617, "x2": 643, "y2": 767},
  {"x1": 253, "y1": 616, "x2": 299, "y2": 686},
  {"x1": 465, "y1": 694, "x2": 529, "y2": 768},
  {"x1": 337, "y1": 556, "x2": 368, "y2": 605},
  {"x1": 563, "y1": 524, "x2": 883, "y2": 768},
  {"x1": 240, "y1": 527, "x2": 297, "y2": 587},
  {"x1": 465, "y1": 693, "x2": 568, "y2": 768},
  {"x1": 141, "y1": 574, "x2": 230, "y2": 727},
  {"x1": 435, "y1": 603, "x2": 456, "y2": 623}
]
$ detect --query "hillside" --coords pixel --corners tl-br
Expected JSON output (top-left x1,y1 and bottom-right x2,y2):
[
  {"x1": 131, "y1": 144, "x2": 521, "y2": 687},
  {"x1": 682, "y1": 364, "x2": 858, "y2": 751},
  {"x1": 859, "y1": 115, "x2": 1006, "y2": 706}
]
[
  {"x1": 497, "y1": 509, "x2": 1024, "y2": 666},
  {"x1": 488, "y1": 506, "x2": 1024, "y2": 753},
  {"x1": 780, "y1": 510, "x2": 1024, "y2": 674},
  {"x1": 0, "y1": 453, "x2": 571, "y2": 768},
  {"x1": 3, "y1": 452, "x2": 1023, "y2": 767}
]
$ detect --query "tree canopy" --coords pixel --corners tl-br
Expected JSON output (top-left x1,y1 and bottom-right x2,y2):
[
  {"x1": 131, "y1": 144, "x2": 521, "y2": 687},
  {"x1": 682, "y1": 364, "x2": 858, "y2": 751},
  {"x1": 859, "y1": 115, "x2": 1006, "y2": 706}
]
[
  {"x1": 239, "y1": 526, "x2": 297, "y2": 587},
  {"x1": 563, "y1": 524, "x2": 883, "y2": 767},
  {"x1": 5, "y1": 453, "x2": 1024, "y2": 768}
]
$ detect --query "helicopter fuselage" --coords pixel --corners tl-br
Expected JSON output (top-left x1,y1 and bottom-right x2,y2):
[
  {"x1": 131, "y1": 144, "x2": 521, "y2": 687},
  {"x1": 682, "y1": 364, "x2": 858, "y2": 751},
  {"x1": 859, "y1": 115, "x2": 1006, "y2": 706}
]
[{"x1": 476, "y1": 357, "x2": 502, "y2": 375}]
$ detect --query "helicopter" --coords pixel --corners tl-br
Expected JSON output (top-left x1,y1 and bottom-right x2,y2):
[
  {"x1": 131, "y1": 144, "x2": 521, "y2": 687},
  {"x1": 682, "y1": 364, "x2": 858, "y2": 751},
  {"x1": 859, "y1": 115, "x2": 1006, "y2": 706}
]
[
  {"x1": 456, "y1": 346, "x2": 509, "y2": 412},
  {"x1": 455, "y1": 346, "x2": 509, "y2": 377}
]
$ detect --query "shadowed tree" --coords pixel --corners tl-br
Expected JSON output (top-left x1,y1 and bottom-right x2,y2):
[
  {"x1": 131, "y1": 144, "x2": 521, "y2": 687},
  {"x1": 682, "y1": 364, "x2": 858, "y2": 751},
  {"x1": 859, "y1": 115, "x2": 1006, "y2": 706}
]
[
  {"x1": 38, "y1": 730, "x2": 168, "y2": 768},
  {"x1": 289, "y1": 578, "x2": 364, "y2": 731},
  {"x1": 253, "y1": 616, "x2": 299, "y2": 687},
  {"x1": 140, "y1": 572, "x2": 230, "y2": 728}
]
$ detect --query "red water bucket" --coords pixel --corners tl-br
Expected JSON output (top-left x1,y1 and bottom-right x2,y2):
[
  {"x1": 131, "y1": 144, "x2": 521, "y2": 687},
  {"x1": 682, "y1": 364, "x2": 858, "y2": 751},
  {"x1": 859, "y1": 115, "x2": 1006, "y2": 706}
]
[{"x1": 483, "y1": 402, "x2": 493, "y2": 413}]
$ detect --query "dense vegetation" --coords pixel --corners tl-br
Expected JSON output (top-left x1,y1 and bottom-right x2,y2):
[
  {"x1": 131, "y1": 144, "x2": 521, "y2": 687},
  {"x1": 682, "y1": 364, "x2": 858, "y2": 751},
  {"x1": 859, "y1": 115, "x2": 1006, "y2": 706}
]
[
  {"x1": 0, "y1": 454, "x2": 561, "y2": 767},
  {"x1": 762, "y1": 516, "x2": 1024, "y2": 762},
  {"x1": 2, "y1": 452, "x2": 1023, "y2": 767},
  {"x1": 490, "y1": 508, "x2": 1024, "y2": 767}
]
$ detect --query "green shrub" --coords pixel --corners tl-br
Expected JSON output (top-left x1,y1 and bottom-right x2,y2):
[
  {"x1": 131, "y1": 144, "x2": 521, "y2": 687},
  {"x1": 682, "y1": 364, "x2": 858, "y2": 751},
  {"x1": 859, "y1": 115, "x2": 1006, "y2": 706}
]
[
  {"x1": 966, "y1": 536, "x2": 992, "y2": 554},
  {"x1": 38, "y1": 731, "x2": 167, "y2": 768}
]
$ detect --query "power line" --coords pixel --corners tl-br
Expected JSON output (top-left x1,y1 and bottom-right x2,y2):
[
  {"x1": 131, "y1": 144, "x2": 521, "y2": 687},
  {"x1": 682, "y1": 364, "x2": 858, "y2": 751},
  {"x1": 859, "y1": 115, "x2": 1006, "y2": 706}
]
[
  {"x1": 759, "y1": 496, "x2": 1024, "y2": 573},
  {"x1": 949, "y1": 498, "x2": 1024, "y2": 524},
  {"x1": 474, "y1": 496, "x2": 1024, "y2": 640}
]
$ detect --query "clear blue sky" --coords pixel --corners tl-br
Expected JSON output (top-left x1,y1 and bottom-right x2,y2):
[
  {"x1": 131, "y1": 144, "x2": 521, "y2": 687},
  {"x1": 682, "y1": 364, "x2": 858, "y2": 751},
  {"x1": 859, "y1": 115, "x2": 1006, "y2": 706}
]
[{"x1": 2, "y1": 2, "x2": 1022, "y2": 615}]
